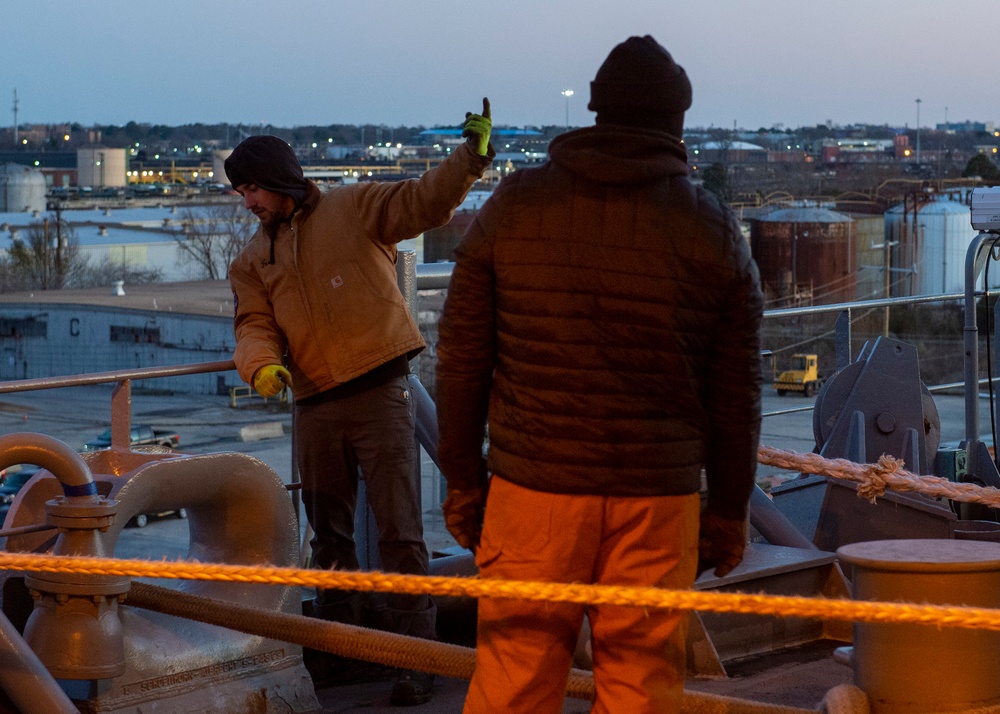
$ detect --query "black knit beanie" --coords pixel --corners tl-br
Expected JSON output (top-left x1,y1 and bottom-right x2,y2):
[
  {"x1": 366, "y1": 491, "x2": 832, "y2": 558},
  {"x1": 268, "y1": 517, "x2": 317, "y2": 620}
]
[
  {"x1": 588, "y1": 35, "x2": 692, "y2": 137},
  {"x1": 224, "y1": 135, "x2": 308, "y2": 208}
]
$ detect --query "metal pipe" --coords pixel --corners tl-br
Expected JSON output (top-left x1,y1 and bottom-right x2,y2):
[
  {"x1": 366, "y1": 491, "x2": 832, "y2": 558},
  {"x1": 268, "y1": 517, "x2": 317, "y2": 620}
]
[
  {"x1": 0, "y1": 359, "x2": 235, "y2": 395},
  {"x1": 0, "y1": 611, "x2": 78, "y2": 714},
  {"x1": 0, "y1": 433, "x2": 95, "y2": 494},
  {"x1": 416, "y1": 262, "x2": 455, "y2": 290},
  {"x1": 964, "y1": 234, "x2": 994, "y2": 480},
  {"x1": 413, "y1": 260, "x2": 990, "y2": 320},
  {"x1": 748, "y1": 485, "x2": 817, "y2": 550},
  {"x1": 409, "y1": 375, "x2": 440, "y2": 470}
]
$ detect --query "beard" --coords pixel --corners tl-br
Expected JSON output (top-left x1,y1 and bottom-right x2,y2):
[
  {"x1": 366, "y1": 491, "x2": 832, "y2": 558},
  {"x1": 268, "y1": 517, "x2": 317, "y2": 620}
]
[{"x1": 259, "y1": 212, "x2": 282, "y2": 231}]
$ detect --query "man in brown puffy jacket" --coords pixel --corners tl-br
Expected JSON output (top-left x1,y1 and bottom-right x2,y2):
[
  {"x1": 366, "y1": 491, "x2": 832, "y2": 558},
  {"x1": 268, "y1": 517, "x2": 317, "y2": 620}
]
[{"x1": 436, "y1": 38, "x2": 762, "y2": 713}]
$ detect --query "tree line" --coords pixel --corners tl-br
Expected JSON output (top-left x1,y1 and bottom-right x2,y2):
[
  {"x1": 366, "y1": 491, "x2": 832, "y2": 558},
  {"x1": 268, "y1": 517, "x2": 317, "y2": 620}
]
[{"x1": 1, "y1": 201, "x2": 255, "y2": 292}]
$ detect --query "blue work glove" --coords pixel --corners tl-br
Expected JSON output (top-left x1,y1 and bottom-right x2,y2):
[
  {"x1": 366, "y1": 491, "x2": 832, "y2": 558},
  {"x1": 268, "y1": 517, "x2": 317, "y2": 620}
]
[
  {"x1": 252, "y1": 364, "x2": 292, "y2": 398},
  {"x1": 462, "y1": 97, "x2": 492, "y2": 156},
  {"x1": 697, "y1": 507, "x2": 747, "y2": 577}
]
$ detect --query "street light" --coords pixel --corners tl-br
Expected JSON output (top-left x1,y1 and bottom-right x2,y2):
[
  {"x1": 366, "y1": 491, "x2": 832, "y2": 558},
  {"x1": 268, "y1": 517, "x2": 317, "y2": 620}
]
[
  {"x1": 561, "y1": 89, "x2": 574, "y2": 130},
  {"x1": 915, "y1": 98, "x2": 922, "y2": 163}
]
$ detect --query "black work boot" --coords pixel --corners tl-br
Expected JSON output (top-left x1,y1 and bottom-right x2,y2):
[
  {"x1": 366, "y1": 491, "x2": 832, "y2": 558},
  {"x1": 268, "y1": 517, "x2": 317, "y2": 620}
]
[
  {"x1": 390, "y1": 669, "x2": 434, "y2": 706},
  {"x1": 302, "y1": 647, "x2": 393, "y2": 689}
]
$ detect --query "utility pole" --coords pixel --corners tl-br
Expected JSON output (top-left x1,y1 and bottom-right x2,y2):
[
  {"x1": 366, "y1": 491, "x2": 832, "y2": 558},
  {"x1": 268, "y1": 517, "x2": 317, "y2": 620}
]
[
  {"x1": 55, "y1": 202, "x2": 63, "y2": 289},
  {"x1": 12, "y1": 89, "x2": 18, "y2": 147},
  {"x1": 561, "y1": 90, "x2": 574, "y2": 131}
]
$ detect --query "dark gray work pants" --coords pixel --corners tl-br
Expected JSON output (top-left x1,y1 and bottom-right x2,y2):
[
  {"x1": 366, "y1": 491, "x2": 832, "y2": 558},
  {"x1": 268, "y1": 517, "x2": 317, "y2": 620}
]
[{"x1": 295, "y1": 374, "x2": 435, "y2": 640}]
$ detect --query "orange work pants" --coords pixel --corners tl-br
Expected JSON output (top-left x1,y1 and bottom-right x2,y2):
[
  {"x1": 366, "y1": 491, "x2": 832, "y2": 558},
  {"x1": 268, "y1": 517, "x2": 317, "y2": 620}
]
[{"x1": 463, "y1": 476, "x2": 700, "y2": 714}]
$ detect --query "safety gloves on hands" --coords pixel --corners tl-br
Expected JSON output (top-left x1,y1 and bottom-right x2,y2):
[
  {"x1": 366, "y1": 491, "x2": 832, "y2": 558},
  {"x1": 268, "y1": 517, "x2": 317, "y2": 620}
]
[
  {"x1": 443, "y1": 484, "x2": 488, "y2": 551},
  {"x1": 697, "y1": 506, "x2": 747, "y2": 578},
  {"x1": 252, "y1": 364, "x2": 292, "y2": 398},
  {"x1": 462, "y1": 97, "x2": 492, "y2": 156}
]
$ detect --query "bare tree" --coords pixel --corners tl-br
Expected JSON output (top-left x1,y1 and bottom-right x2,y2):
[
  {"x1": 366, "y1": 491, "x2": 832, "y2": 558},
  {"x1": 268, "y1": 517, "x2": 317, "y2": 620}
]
[
  {"x1": 176, "y1": 201, "x2": 255, "y2": 279},
  {"x1": 72, "y1": 256, "x2": 163, "y2": 288},
  {"x1": 4, "y1": 218, "x2": 87, "y2": 290}
]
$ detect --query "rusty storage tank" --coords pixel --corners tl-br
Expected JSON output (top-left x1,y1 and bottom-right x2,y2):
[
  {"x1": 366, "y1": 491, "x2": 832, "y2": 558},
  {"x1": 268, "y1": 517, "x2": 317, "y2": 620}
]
[
  {"x1": 0, "y1": 163, "x2": 46, "y2": 213},
  {"x1": 424, "y1": 210, "x2": 477, "y2": 263},
  {"x1": 885, "y1": 197, "x2": 984, "y2": 296},
  {"x1": 750, "y1": 206, "x2": 856, "y2": 306},
  {"x1": 422, "y1": 191, "x2": 491, "y2": 263}
]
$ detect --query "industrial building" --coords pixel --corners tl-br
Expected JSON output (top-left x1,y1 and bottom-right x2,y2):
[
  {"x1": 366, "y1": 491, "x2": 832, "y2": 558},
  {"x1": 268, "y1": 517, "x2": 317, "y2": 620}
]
[{"x1": 0, "y1": 280, "x2": 238, "y2": 394}]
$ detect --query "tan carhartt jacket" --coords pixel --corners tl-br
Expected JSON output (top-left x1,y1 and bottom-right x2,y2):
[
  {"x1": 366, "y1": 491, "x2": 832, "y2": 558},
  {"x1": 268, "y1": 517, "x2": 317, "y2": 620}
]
[{"x1": 230, "y1": 142, "x2": 491, "y2": 400}]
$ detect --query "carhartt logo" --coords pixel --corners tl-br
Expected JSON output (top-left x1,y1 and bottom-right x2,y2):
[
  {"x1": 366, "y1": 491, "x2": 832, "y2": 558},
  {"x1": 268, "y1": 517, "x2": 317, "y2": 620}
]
[{"x1": 331, "y1": 276, "x2": 344, "y2": 288}]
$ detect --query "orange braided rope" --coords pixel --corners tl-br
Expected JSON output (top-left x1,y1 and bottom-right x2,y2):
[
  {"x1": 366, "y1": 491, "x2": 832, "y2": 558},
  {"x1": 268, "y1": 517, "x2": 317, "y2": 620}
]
[{"x1": 5, "y1": 551, "x2": 1000, "y2": 633}]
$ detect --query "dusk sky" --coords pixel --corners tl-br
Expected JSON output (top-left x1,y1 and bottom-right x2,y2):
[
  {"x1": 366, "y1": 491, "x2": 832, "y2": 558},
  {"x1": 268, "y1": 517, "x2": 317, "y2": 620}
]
[{"x1": 3, "y1": 1, "x2": 999, "y2": 133}]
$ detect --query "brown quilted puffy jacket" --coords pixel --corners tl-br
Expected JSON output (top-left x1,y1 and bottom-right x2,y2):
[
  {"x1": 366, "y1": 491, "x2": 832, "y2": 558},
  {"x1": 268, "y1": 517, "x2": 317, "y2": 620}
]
[
  {"x1": 230, "y1": 142, "x2": 491, "y2": 400},
  {"x1": 436, "y1": 126, "x2": 763, "y2": 519}
]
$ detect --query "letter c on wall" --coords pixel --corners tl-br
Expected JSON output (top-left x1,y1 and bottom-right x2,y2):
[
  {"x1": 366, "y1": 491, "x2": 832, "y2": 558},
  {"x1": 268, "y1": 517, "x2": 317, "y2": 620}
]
[{"x1": 69, "y1": 318, "x2": 80, "y2": 337}]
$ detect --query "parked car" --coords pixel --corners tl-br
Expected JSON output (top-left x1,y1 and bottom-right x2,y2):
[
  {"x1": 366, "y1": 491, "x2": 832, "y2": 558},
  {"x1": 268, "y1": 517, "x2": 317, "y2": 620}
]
[
  {"x1": 83, "y1": 425, "x2": 180, "y2": 452},
  {"x1": 130, "y1": 508, "x2": 187, "y2": 529},
  {"x1": 0, "y1": 463, "x2": 185, "y2": 528},
  {"x1": 0, "y1": 465, "x2": 42, "y2": 521}
]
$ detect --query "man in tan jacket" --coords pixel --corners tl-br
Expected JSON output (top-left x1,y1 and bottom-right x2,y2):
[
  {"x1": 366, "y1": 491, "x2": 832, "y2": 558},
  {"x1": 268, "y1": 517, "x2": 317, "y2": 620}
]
[{"x1": 227, "y1": 102, "x2": 493, "y2": 706}]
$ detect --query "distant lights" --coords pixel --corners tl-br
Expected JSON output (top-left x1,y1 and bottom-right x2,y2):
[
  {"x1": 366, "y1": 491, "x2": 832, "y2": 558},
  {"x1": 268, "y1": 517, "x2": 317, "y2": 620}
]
[{"x1": 63, "y1": 134, "x2": 70, "y2": 141}]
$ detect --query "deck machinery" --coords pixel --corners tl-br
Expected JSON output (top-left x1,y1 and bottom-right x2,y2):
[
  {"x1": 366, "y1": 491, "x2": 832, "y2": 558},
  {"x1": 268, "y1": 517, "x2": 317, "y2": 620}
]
[{"x1": 1, "y1": 235, "x2": 1000, "y2": 711}]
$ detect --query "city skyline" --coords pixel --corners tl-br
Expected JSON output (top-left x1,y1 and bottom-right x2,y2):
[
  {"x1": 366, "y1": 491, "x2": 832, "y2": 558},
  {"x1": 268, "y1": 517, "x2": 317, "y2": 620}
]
[{"x1": 3, "y1": 0, "x2": 999, "y2": 132}]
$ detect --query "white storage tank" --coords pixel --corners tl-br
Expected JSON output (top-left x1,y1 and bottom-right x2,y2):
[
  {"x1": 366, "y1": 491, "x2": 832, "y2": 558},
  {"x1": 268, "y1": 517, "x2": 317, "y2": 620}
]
[
  {"x1": 76, "y1": 147, "x2": 127, "y2": 188},
  {"x1": 0, "y1": 163, "x2": 46, "y2": 213},
  {"x1": 885, "y1": 197, "x2": 988, "y2": 296},
  {"x1": 213, "y1": 149, "x2": 233, "y2": 186}
]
